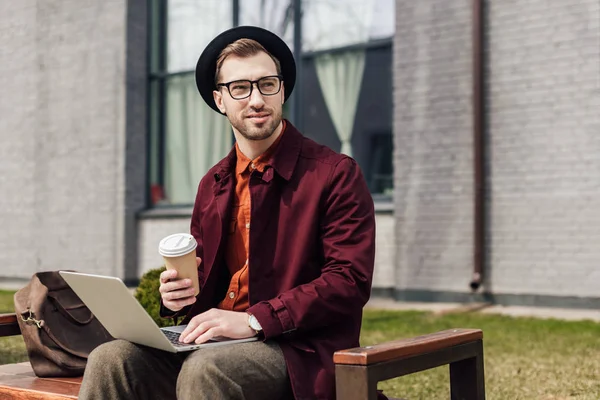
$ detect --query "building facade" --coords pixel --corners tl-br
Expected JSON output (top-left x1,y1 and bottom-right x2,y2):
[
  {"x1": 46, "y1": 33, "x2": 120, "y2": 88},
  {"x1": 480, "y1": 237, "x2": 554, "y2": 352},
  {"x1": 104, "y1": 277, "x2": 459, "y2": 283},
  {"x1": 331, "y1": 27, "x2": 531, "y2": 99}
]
[
  {"x1": 393, "y1": 0, "x2": 600, "y2": 307},
  {"x1": 1, "y1": 0, "x2": 598, "y2": 308}
]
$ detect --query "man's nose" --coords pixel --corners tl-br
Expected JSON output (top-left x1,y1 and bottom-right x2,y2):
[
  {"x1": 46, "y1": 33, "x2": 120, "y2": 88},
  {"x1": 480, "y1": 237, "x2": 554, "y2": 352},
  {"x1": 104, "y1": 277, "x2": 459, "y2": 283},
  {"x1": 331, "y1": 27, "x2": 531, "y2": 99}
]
[{"x1": 248, "y1": 83, "x2": 265, "y2": 107}]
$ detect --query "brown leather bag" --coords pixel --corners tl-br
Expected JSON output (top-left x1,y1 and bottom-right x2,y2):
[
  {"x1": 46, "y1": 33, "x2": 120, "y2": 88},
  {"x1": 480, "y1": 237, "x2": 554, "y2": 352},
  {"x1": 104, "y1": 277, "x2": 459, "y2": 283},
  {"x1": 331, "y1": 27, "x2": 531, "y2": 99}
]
[{"x1": 13, "y1": 271, "x2": 114, "y2": 377}]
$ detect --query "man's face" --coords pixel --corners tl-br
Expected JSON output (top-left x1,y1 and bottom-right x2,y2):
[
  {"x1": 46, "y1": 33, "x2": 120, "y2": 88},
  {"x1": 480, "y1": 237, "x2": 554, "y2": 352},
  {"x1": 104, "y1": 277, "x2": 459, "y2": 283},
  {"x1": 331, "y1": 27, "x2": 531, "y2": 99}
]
[{"x1": 213, "y1": 52, "x2": 284, "y2": 142}]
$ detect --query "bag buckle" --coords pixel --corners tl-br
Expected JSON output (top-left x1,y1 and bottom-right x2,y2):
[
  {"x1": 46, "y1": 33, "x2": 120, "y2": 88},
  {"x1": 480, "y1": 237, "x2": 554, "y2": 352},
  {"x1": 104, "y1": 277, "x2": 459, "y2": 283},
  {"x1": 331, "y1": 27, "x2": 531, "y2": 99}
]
[{"x1": 21, "y1": 309, "x2": 44, "y2": 329}]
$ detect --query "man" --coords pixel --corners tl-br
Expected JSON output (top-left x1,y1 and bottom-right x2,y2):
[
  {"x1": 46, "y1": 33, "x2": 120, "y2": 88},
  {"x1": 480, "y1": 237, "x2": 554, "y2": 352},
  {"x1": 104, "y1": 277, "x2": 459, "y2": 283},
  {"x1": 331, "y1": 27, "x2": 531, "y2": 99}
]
[{"x1": 80, "y1": 26, "x2": 376, "y2": 400}]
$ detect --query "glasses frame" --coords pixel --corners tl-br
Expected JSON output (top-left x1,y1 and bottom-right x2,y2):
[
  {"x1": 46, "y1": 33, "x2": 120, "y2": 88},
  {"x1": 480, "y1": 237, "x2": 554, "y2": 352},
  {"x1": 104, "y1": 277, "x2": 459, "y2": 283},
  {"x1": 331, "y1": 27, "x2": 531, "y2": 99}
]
[{"x1": 216, "y1": 75, "x2": 283, "y2": 100}]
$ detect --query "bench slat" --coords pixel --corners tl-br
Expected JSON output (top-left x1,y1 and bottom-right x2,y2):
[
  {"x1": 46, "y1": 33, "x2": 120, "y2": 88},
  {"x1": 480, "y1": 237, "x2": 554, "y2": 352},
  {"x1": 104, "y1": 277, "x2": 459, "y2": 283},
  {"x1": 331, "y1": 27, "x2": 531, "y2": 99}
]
[
  {"x1": 0, "y1": 377, "x2": 79, "y2": 399},
  {"x1": 0, "y1": 363, "x2": 35, "y2": 376},
  {"x1": 334, "y1": 328, "x2": 483, "y2": 366},
  {"x1": 0, "y1": 363, "x2": 82, "y2": 400}
]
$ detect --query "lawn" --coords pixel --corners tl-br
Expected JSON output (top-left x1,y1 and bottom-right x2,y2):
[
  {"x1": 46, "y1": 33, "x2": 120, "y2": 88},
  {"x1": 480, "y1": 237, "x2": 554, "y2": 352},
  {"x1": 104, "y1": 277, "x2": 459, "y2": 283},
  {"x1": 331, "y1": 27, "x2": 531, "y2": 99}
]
[
  {"x1": 0, "y1": 290, "x2": 28, "y2": 364},
  {"x1": 1, "y1": 290, "x2": 599, "y2": 399}
]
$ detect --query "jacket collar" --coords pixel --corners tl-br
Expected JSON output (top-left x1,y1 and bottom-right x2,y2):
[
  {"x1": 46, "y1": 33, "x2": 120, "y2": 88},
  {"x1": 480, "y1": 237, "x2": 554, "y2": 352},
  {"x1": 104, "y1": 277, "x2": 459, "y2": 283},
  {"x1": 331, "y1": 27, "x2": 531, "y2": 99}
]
[
  {"x1": 212, "y1": 119, "x2": 301, "y2": 184},
  {"x1": 267, "y1": 119, "x2": 301, "y2": 181}
]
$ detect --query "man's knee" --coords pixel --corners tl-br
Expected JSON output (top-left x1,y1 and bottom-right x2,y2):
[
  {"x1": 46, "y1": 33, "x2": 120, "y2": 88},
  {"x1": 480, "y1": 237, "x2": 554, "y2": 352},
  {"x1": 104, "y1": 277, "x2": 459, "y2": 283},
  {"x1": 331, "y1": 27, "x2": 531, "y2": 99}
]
[
  {"x1": 86, "y1": 340, "x2": 137, "y2": 371},
  {"x1": 179, "y1": 352, "x2": 229, "y2": 383},
  {"x1": 177, "y1": 351, "x2": 242, "y2": 397}
]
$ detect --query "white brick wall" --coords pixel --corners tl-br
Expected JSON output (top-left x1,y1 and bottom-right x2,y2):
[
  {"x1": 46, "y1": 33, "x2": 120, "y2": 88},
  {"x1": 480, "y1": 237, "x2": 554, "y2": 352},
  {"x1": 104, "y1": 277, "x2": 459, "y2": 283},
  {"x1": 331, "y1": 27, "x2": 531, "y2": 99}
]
[
  {"x1": 372, "y1": 213, "x2": 396, "y2": 288},
  {"x1": 393, "y1": 1, "x2": 475, "y2": 293},
  {"x1": 138, "y1": 216, "x2": 192, "y2": 276},
  {"x1": 0, "y1": 1, "x2": 146, "y2": 280},
  {"x1": 487, "y1": 0, "x2": 600, "y2": 297},
  {"x1": 393, "y1": 0, "x2": 600, "y2": 298}
]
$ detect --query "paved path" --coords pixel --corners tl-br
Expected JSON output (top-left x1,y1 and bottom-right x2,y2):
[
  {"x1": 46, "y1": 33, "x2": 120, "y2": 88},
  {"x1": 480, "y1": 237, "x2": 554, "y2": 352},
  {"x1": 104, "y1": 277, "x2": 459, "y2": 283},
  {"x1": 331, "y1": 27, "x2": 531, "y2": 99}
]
[{"x1": 366, "y1": 298, "x2": 600, "y2": 322}]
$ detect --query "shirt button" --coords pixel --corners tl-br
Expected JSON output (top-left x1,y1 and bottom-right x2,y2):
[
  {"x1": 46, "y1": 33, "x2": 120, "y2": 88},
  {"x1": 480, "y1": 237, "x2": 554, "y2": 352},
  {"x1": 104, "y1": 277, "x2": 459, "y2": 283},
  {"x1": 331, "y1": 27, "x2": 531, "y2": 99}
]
[
  {"x1": 245, "y1": 223, "x2": 250, "y2": 229},
  {"x1": 250, "y1": 163, "x2": 256, "y2": 170},
  {"x1": 229, "y1": 292, "x2": 235, "y2": 299}
]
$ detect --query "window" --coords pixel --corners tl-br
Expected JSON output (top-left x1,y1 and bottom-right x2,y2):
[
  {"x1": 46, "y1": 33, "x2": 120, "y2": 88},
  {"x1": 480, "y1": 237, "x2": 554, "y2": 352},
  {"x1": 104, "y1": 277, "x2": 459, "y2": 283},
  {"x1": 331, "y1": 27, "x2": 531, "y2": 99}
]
[
  {"x1": 148, "y1": 0, "x2": 394, "y2": 206},
  {"x1": 149, "y1": 0, "x2": 234, "y2": 206}
]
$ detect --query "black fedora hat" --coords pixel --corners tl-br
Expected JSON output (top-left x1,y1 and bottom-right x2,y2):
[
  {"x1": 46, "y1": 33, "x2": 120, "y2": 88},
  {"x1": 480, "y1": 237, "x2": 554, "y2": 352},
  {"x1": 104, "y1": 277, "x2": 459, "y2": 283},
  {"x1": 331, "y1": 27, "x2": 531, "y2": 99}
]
[{"x1": 195, "y1": 26, "x2": 296, "y2": 114}]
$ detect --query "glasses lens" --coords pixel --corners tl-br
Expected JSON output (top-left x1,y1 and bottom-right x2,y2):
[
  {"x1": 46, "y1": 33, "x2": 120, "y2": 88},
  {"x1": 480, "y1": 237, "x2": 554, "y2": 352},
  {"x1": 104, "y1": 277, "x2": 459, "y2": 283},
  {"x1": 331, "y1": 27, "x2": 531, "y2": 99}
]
[
  {"x1": 258, "y1": 77, "x2": 280, "y2": 95},
  {"x1": 229, "y1": 81, "x2": 251, "y2": 99}
]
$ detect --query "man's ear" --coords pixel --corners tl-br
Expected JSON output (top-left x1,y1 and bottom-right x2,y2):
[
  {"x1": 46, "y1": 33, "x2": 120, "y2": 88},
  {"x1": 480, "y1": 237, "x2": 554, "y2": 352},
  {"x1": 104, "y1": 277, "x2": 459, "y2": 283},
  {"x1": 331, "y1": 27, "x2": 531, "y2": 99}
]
[
  {"x1": 280, "y1": 82, "x2": 285, "y2": 105},
  {"x1": 213, "y1": 90, "x2": 226, "y2": 114}
]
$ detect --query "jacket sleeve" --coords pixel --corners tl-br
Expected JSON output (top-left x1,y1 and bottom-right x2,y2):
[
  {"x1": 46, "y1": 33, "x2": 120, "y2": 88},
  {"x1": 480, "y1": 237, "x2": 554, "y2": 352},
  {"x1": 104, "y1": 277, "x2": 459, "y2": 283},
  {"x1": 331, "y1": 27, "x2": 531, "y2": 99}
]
[
  {"x1": 159, "y1": 178, "x2": 207, "y2": 319},
  {"x1": 246, "y1": 157, "x2": 376, "y2": 338}
]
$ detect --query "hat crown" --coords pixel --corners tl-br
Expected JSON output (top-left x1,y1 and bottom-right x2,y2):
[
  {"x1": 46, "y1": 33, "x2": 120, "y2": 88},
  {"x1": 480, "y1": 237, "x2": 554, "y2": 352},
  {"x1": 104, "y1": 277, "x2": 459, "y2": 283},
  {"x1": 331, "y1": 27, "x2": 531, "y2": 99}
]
[{"x1": 195, "y1": 26, "x2": 296, "y2": 114}]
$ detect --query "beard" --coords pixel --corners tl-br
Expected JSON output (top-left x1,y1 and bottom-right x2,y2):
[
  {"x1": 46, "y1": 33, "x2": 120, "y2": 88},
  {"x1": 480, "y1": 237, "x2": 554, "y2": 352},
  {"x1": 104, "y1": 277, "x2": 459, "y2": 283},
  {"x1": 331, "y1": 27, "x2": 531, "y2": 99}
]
[{"x1": 227, "y1": 106, "x2": 283, "y2": 141}]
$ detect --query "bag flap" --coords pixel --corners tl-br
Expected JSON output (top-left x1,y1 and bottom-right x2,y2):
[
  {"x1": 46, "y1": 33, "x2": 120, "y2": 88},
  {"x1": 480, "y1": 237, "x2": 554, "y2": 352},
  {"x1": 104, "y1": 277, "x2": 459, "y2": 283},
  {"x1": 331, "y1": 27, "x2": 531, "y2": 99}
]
[
  {"x1": 37, "y1": 271, "x2": 71, "y2": 292},
  {"x1": 47, "y1": 290, "x2": 94, "y2": 325},
  {"x1": 14, "y1": 273, "x2": 47, "y2": 315}
]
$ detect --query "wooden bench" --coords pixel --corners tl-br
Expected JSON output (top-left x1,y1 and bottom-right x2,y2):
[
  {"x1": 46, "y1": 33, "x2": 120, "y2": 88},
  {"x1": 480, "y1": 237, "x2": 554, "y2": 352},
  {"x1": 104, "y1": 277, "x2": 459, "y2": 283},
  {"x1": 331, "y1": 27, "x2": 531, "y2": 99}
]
[{"x1": 0, "y1": 313, "x2": 485, "y2": 399}]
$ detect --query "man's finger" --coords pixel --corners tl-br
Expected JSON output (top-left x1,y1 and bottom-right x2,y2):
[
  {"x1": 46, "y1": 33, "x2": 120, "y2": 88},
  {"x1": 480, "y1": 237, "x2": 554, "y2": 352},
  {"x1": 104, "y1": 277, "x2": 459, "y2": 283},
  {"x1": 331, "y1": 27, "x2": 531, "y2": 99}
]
[
  {"x1": 196, "y1": 257, "x2": 202, "y2": 267},
  {"x1": 159, "y1": 279, "x2": 193, "y2": 294},
  {"x1": 164, "y1": 296, "x2": 196, "y2": 311},
  {"x1": 179, "y1": 315, "x2": 203, "y2": 340},
  {"x1": 194, "y1": 326, "x2": 221, "y2": 344},
  {"x1": 181, "y1": 319, "x2": 217, "y2": 343},
  {"x1": 159, "y1": 269, "x2": 178, "y2": 284},
  {"x1": 164, "y1": 286, "x2": 195, "y2": 300}
]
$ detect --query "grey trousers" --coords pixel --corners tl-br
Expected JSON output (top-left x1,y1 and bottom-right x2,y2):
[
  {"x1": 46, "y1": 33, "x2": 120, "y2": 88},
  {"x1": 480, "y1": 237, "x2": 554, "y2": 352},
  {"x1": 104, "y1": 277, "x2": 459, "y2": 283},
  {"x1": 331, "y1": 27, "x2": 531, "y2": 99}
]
[{"x1": 78, "y1": 339, "x2": 292, "y2": 400}]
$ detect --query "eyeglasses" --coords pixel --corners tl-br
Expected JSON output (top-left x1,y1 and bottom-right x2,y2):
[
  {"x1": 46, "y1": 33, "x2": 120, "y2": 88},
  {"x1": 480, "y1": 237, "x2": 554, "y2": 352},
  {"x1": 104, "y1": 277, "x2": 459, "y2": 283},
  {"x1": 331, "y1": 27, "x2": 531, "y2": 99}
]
[{"x1": 217, "y1": 75, "x2": 283, "y2": 100}]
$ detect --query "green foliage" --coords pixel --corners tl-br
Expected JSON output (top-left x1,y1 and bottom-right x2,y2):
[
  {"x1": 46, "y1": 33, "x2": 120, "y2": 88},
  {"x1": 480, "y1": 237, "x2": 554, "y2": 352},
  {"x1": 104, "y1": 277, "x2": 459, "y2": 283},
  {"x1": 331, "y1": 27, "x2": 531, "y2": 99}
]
[{"x1": 134, "y1": 267, "x2": 174, "y2": 327}]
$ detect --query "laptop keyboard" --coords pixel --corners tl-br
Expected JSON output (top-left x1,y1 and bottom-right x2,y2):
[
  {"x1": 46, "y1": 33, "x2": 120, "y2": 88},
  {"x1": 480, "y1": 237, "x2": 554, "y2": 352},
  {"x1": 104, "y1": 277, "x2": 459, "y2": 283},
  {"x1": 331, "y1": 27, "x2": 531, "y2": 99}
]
[{"x1": 162, "y1": 330, "x2": 188, "y2": 347}]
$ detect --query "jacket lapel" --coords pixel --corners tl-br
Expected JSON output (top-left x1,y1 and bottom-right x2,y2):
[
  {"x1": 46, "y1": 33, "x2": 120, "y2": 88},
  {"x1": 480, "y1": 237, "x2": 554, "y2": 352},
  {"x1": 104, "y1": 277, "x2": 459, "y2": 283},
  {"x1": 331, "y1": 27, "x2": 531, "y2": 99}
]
[{"x1": 206, "y1": 152, "x2": 236, "y2": 278}]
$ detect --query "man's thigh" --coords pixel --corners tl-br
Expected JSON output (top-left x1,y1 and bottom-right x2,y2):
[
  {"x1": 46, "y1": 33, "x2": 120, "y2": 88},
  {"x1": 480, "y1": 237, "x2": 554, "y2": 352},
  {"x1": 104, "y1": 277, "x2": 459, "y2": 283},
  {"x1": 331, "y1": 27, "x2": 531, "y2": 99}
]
[
  {"x1": 80, "y1": 339, "x2": 185, "y2": 400},
  {"x1": 177, "y1": 340, "x2": 291, "y2": 400}
]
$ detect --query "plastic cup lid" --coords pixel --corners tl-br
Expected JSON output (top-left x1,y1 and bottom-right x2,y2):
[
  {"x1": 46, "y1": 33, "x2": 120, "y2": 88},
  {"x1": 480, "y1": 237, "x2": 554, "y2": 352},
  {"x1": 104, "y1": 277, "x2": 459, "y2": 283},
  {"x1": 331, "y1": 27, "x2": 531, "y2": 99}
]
[{"x1": 158, "y1": 233, "x2": 197, "y2": 257}]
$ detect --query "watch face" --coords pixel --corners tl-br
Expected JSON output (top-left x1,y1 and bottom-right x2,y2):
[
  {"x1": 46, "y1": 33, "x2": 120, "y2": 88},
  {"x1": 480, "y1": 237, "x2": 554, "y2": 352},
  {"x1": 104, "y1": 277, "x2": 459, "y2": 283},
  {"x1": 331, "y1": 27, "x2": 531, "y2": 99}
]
[{"x1": 249, "y1": 315, "x2": 262, "y2": 331}]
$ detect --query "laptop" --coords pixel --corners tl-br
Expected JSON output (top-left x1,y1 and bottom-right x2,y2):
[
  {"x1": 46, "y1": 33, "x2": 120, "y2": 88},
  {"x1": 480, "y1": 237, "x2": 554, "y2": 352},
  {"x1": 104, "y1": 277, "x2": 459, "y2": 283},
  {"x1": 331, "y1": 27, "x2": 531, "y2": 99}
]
[{"x1": 59, "y1": 271, "x2": 258, "y2": 353}]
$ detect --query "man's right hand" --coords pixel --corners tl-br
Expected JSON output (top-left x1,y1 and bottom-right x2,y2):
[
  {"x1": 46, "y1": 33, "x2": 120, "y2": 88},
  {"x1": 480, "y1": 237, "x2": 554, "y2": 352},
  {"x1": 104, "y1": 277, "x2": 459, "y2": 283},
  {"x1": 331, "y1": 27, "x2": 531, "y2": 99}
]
[{"x1": 159, "y1": 257, "x2": 201, "y2": 312}]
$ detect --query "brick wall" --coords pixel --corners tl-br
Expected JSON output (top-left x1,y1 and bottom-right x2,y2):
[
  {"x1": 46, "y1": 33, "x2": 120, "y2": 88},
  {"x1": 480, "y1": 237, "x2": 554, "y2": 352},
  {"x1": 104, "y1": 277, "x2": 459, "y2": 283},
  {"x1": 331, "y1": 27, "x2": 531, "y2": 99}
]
[
  {"x1": 487, "y1": 0, "x2": 600, "y2": 297},
  {"x1": 0, "y1": 0, "x2": 146, "y2": 280},
  {"x1": 393, "y1": 1, "x2": 475, "y2": 293},
  {"x1": 393, "y1": 0, "x2": 600, "y2": 299}
]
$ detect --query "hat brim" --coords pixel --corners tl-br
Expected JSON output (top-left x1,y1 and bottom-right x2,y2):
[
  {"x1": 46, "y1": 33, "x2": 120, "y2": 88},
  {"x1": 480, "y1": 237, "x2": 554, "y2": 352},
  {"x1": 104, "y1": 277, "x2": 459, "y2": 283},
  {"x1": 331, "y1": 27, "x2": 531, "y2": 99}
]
[{"x1": 195, "y1": 26, "x2": 296, "y2": 114}]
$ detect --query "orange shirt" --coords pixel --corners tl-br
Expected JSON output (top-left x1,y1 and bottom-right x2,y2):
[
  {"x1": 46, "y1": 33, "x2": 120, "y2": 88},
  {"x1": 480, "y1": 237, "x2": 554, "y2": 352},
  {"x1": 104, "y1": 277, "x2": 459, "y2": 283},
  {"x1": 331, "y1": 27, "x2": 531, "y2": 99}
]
[{"x1": 217, "y1": 121, "x2": 286, "y2": 311}]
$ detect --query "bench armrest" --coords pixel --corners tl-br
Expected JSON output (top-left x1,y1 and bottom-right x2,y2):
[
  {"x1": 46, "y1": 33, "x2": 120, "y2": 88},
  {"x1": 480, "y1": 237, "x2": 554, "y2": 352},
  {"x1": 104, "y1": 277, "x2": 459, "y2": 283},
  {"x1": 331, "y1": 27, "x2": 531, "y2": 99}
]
[
  {"x1": 333, "y1": 329, "x2": 485, "y2": 400},
  {"x1": 334, "y1": 328, "x2": 483, "y2": 365},
  {"x1": 0, "y1": 313, "x2": 21, "y2": 337}
]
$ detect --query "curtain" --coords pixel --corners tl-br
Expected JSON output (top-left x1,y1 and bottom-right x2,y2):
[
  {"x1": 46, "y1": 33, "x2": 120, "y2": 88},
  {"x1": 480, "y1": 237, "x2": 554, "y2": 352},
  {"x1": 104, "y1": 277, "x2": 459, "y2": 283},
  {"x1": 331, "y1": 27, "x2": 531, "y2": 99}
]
[
  {"x1": 306, "y1": 0, "x2": 375, "y2": 157},
  {"x1": 315, "y1": 51, "x2": 366, "y2": 157},
  {"x1": 164, "y1": 74, "x2": 232, "y2": 204}
]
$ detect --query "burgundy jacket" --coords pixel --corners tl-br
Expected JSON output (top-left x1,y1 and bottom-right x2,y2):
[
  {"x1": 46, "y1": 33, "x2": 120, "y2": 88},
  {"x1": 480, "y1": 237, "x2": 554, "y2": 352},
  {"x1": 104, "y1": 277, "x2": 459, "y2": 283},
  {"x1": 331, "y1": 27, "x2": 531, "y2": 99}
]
[{"x1": 183, "y1": 121, "x2": 376, "y2": 399}]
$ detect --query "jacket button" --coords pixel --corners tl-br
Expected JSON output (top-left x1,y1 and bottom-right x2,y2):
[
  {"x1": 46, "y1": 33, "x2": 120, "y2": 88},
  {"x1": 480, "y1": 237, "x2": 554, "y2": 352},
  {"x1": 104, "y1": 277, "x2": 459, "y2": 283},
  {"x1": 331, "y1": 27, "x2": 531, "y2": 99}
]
[{"x1": 229, "y1": 292, "x2": 235, "y2": 299}]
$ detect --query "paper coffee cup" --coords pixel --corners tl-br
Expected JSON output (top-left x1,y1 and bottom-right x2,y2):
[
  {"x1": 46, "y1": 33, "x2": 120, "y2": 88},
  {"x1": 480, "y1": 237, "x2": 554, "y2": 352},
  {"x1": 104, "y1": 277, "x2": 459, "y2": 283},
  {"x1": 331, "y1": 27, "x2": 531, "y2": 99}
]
[{"x1": 158, "y1": 233, "x2": 199, "y2": 296}]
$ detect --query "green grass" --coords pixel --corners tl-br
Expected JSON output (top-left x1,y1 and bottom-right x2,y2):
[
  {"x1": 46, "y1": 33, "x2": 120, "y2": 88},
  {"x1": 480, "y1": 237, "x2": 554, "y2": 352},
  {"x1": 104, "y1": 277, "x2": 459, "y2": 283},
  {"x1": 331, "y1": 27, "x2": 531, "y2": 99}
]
[
  {"x1": 1, "y1": 290, "x2": 599, "y2": 399},
  {"x1": 0, "y1": 290, "x2": 28, "y2": 364},
  {"x1": 361, "y1": 310, "x2": 600, "y2": 399}
]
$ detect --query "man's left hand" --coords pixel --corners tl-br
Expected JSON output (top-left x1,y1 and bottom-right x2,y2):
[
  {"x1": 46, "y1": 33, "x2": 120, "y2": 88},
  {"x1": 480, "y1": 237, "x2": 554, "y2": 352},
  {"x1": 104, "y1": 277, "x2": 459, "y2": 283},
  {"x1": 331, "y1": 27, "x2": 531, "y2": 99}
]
[{"x1": 179, "y1": 308, "x2": 256, "y2": 344}]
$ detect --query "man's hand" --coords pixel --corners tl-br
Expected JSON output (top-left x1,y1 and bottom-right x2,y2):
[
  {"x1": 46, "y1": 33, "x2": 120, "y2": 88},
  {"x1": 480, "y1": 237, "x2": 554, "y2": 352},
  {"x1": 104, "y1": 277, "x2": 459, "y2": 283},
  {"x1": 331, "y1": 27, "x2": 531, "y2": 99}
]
[
  {"x1": 159, "y1": 257, "x2": 201, "y2": 312},
  {"x1": 179, "y1": 308, "x2": 256, "y2": 344}
]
